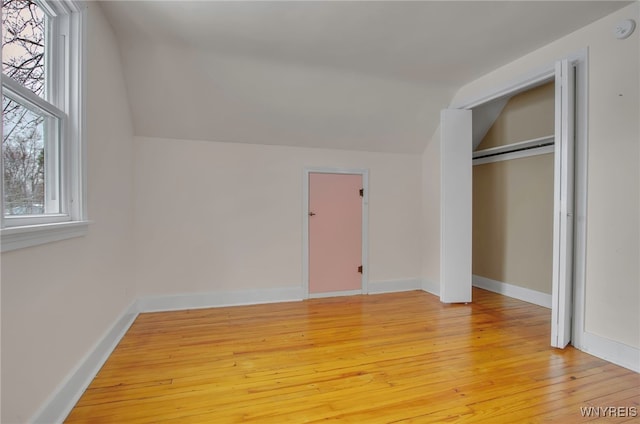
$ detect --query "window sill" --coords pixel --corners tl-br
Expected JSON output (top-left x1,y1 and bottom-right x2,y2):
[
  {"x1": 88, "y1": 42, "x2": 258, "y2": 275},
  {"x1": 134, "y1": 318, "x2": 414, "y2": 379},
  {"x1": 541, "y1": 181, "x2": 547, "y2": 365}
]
[{"x1": 1, "y1": 220, "x2": 91, "y2": 252}]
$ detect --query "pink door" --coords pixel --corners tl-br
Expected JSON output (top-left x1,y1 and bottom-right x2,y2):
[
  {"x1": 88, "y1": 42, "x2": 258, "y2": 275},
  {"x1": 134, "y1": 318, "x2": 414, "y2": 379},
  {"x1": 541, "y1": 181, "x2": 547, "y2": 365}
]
[{"x1": 309, "y1": 173, "x2": 363, "y2": 294}]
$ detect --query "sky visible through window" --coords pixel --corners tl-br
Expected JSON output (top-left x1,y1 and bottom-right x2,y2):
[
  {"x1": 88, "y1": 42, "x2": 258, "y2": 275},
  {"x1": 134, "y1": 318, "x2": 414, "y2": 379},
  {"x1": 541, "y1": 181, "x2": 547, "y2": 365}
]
[
  {"x1": 2, "y1": 0, "x2": 48, "y2": 215},
  {"x1": 2, "y1": 0, "x2": 45, "y2": 95}
]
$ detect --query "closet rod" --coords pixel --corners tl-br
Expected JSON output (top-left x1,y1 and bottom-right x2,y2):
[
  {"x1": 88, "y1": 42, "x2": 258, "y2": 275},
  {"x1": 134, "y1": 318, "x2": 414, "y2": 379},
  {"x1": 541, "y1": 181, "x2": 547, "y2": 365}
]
[{"x1": 473, "y1": 135, "x2": 554, "y2": 160}]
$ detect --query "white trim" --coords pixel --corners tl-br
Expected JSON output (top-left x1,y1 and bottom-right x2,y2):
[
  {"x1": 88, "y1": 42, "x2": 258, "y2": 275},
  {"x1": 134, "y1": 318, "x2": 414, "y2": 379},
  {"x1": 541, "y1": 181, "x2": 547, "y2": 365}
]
[
  {"x1": 567, "y1": 49, "x2": 589, "y2": 351},
  {"x1": 1, "y1": 74, "x2": 66, "y2": 118},
  {"x1": 302, "y1": 167, "x2": 369, "y2": 299},
  {"x1": 1, "y1": 220, "x2": 90, "y2": 252},
  {"x1": 472, "y1": 275, "x2": 552, "y2": 309},
  {"x1": 39, "y1": 0, "x2": 84, "y2": 16},
  {"x1": 472, "y1": 275, "x2": 639, "y2": 373},
  {"x1": 450, "y1": 49, "x2": 586, "y2": 110},
  {"x1": 137, "y1": 287, "x2": 304, "y2": 313},
  {"x1": 580, "y1": 333, "x2": 640, "y2": 373},
  {"x1": 453, "y1": 68, "x2": 554, "y2": 110},
  {"x1": 3, "y1": 213, "x2": 70, "y2": 227},
  {"x1": 421, "y1": 279, "x2": 440, "y2": 296},
  {"x1": 368, "y1": 278, "x2": 423, "y2": 294},
  {"x1": 30, "y1": 278, "x2": 637, "y2": 423},
  {"x1": 30, "y1": 282, "x2": 418, "y2": 423},
  {"x1": 309, "y1": 289, "x2": 363, "y2": 299},
  {"x1": 66, "y1": 2, "x2": 88, "y2": 222},
  {"x1": 30, "y1": 301, "x2": 139, "y2": 424},
  {"x1": 473, "y1": 145, "x2": 554, "y2": 165}
]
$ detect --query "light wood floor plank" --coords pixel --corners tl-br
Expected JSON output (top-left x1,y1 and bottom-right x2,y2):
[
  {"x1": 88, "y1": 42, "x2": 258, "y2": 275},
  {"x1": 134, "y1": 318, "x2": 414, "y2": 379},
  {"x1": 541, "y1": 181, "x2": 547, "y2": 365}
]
[{"x1": 65, "y1": 289, "x2": 639, "y2": 423}]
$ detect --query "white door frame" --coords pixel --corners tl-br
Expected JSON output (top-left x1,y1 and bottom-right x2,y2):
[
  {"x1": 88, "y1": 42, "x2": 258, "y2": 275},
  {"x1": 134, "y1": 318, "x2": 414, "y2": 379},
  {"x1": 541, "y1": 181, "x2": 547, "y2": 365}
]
[
  {"x1": 450, "y1": 49, "x2": 588, "y2": 349},
  {"x1": 302, "y1": 167, "x2": 369, "y2": 299}
]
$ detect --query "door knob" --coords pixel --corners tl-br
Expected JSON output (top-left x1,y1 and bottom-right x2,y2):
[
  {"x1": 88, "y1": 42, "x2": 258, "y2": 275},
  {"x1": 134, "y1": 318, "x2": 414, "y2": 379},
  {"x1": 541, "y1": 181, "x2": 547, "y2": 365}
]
[{"x1": 309, "y1": 212, "x2": 316, "y2": 216}]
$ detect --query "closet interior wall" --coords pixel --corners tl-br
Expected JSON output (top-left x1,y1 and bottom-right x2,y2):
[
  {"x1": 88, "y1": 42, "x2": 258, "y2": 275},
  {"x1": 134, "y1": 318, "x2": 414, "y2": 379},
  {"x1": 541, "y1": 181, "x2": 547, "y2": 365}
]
[{"x1": 472, "y1": 82, "x2": 555, "y2": 297}]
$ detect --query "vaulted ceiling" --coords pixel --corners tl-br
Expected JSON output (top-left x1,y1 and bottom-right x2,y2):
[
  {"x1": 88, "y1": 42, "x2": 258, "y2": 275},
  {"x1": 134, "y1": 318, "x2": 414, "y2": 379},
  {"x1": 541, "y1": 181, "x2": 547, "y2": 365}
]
[{"x1": 99, "y1": 1, "x2": 629, "y2": 153}]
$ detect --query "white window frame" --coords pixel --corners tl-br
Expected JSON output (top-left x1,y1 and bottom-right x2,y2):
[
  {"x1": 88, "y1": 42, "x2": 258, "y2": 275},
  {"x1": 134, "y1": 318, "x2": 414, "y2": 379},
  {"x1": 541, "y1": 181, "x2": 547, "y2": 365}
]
[{"x1": 1, "y1": 0, "x2": 88, "y2": 252}]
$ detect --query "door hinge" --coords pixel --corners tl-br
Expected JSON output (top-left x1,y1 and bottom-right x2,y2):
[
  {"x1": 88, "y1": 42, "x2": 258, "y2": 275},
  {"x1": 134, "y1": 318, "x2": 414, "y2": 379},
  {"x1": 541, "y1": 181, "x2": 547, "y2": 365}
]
[
  {"x1": 358, "y1": 265, "x2": 363, "y2": 274},
  {"x1": 359, "y1": 188, "x2": 364, "y2": 197}
]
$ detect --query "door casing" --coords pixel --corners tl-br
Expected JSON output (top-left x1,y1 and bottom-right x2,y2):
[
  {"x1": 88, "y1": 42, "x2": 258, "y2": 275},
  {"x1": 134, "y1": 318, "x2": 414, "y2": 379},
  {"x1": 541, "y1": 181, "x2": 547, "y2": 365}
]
[{"x1": 302, "y1": 167, "x2": 369, "y2": 299}]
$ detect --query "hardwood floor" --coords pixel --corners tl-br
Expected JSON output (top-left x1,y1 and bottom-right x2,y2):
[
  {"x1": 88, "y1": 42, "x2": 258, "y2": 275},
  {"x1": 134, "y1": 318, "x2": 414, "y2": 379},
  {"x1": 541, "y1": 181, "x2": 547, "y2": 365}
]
[{"x1": 65, "y1": 288, "x2": 639, "y2": 423}]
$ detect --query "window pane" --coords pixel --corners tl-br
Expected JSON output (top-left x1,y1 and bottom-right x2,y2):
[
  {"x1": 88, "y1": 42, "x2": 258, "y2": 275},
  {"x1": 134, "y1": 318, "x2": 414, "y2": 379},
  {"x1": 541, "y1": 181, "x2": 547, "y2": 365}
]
[
  {"x1": 2, "y1": 0, "x2": 46, "y2": 97},
  {"x1": 3, "y1": 94, "x2": 59, "y2": 216}
]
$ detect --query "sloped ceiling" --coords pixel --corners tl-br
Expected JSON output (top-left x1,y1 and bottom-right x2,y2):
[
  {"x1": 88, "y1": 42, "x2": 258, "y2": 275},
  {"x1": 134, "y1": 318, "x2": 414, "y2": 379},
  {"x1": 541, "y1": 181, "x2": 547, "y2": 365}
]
[{"x1": 99, "y1": 1, "x2": 629, "y2": 154}]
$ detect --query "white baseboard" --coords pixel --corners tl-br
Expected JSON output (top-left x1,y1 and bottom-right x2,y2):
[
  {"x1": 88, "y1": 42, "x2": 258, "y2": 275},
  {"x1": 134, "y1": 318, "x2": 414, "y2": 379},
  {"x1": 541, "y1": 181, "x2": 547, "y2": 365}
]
[
  {"x1": 579, "y1": 332, "x2": 640, "y2": 373},
  {"x1": 30, "y1": 301, "x2": 139, "y2": 424},
  {"x1": 473, "y1": 276, "x2": 638, "y2": 372},
  {"x1": 136, "y1": 286, "x2": 305, "y2": 313},
  {"x1": 472, "y1": 275, "x2": 552, "y2": 308},
  {"x1": 309, "y1": 289, "x2": 363, "y2": 299},
  {"x1": 31, "y1": 286, "x2": 305, "y2": 423},
  {"x1": 368, "y1": 278, "x2": 422, "y2": 294},
  {"x1": 421, "y1": 279, "x2": 440, "y2": 296},
  {"x1": 30, "y1": 280, "x2": 637, "y2": 424}
]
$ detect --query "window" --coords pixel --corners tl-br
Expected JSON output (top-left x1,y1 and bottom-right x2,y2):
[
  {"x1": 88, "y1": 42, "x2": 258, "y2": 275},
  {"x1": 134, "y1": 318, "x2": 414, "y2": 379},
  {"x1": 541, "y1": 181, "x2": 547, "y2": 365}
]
[{"x1": 1, "y1": 0, "x2": 87, "y2": 251}]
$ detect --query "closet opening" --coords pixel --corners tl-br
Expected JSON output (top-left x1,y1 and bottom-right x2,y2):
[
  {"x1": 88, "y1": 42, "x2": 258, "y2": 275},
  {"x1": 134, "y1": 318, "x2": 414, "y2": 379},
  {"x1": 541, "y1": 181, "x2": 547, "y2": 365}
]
[
  {"x1": 471, "y1": 81, "x2": 556, "y2": 312},
  {"x1": 441, "y1": 52, "x2": 587, "y2": 349}
]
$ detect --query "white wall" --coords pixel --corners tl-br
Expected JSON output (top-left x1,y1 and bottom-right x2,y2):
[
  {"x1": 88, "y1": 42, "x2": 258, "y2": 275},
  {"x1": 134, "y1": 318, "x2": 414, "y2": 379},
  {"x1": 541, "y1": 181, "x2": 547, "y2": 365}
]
[
  {"x1": 134, "y1": 137, "x2": 423, "y2": 296},
  {"x1": 0, "y1": 4, "x2": 136, "y2": 422},
  {"x1": 425, "y1": 3, "x2": 639, "y2": 349},
  {"x1": 117, "y1": 37, "x2": 452, "y2": 155}
]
